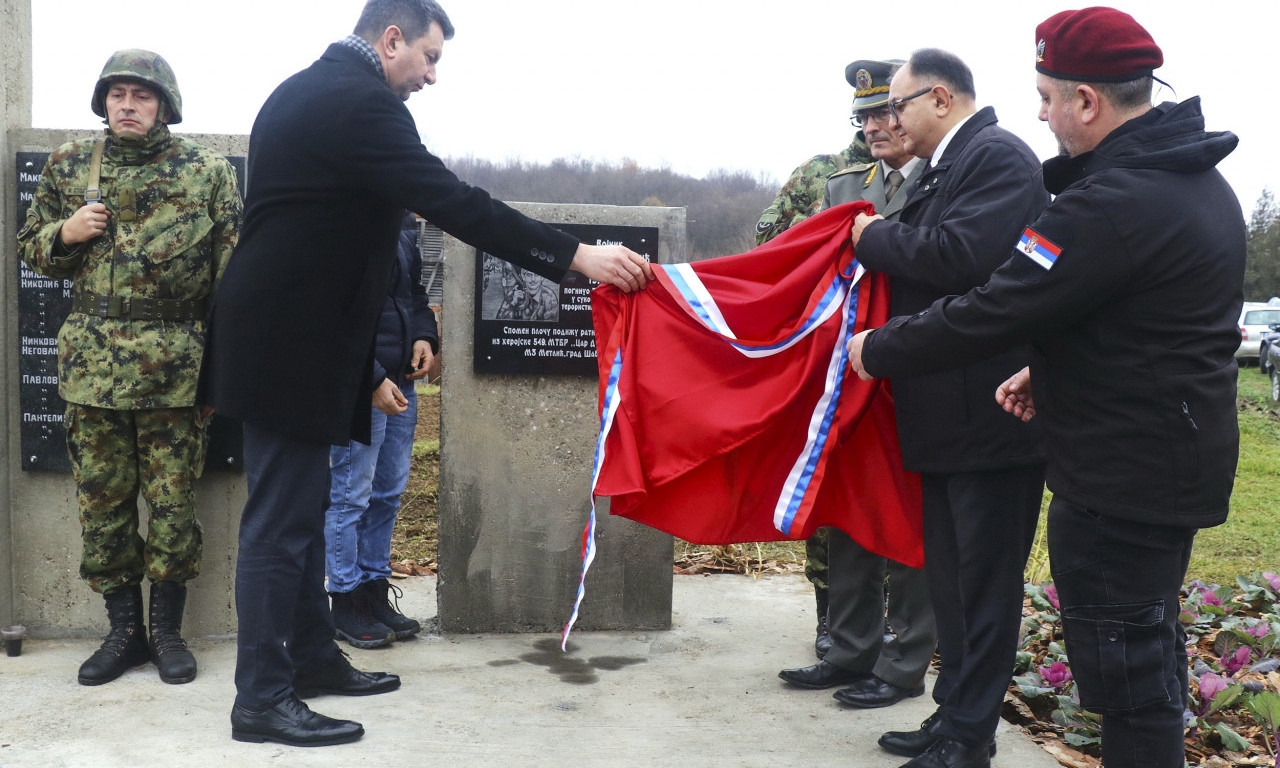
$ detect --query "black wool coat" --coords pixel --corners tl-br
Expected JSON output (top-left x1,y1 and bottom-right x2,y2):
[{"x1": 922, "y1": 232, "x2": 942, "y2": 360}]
[
  {"x1": 854, "y1": 107, "x2": 1049, "y2": 473},
  {"x1": 200, "y1": 44, "x2": 578, "y2": 445}
]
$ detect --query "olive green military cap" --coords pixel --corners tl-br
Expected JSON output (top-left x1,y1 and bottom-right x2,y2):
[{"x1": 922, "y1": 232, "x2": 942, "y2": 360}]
[
  {"x1": 845, "y1": 59, "x2": 905, "y2": 112},
  {"x1": 91, "y1": 49, "x2": 183, "y2": 125}
]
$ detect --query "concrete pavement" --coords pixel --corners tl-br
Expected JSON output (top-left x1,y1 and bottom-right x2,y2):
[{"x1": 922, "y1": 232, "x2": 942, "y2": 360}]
[{"x1": 0, "y1": 573, "x2": 1059, "y2": 768}]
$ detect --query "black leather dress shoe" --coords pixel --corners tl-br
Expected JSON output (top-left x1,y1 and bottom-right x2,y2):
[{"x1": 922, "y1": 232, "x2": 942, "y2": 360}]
[
  {"x1": 231, "y1": 695, "x2": 363, "y2": 747},
  {"x1": 879, "y1": 710, "x2": 997, "y2": 759},
  {"x1": 900, "y1": 736, "x2": 992, "y2": 768},
  {"x1": 294, "y1": 655, "x2": 401, "y2": 698},
  {"x1": 832, "y1": 675, "x2": 924, "y2": 708},
  {"x1": 777, "y1": 659, "x2": 869, "y2": 690}
]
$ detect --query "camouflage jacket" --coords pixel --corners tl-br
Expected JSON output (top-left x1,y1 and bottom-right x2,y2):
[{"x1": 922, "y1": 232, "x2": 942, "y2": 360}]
[
  {"x1": 17, "y1": 125, "x2": 241, "y2": 409},
  {"x1": 754, "y1": 134, "x2": 872, "y2": 245}
]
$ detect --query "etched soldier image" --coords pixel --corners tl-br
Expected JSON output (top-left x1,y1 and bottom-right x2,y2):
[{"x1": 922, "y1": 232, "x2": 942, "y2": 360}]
[{"x1": 481, "y1": 253, "x2": 561, "y2": 322}]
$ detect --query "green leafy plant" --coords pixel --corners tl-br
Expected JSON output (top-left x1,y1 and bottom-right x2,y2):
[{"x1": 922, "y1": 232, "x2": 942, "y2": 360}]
[{"x1": 1012, "y1": 573, "x2": 1280, "y2": 765}]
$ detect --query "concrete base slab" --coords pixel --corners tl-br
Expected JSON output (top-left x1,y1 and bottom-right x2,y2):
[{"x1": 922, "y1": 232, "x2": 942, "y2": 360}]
[{"x1": 0, "y1": 573, "x2": 1058, "y2": 768}]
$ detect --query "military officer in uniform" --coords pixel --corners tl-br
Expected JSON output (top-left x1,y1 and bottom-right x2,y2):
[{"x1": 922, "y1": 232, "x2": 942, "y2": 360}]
[
  {"x1": 18, "y1": 50, "x2": 241, "y2": 687},
  {"x1": 778, "y1": 60, "x2": 936, "y2": 710},
  {"x1": 754, "y1": 107, "x2": 872, "y2": 245},
  {"x1": 753, "y1": 61, "x2": 877, "y2": 660}
]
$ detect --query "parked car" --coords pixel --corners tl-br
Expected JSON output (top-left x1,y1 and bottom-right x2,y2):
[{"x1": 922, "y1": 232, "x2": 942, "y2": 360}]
[
  {"x1": 1261, "y1": 324, "x2": 1280, "y2": 374},
  {"x1": 1271, "y1": 344, "x2": 1280, "y2": 402},
  {"x1": 1237, "y1": 300, "x2": 1280, "y2": 362}
]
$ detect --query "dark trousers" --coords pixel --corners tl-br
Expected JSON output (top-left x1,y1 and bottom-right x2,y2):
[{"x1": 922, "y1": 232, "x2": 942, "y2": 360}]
[
  {"x1": 825, "y1": 528, "x2": 936, "y2": 689},
  {"x1": 922, "y1": 464, "x2": 1045, "y2": 744},
  {"x1": 234, "y1": 422, "x2": 342, "y2": 709},
  {"x1": 1048, "y1": 498, "x2": 1195, "y2": 768}
]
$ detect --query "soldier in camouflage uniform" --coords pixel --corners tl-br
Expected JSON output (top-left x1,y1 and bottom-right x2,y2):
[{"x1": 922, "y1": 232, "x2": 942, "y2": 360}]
[
  {"x1": 753, "y1": 70, "x2": 875, "y2": 660},
  {"x1": 17, "y1": 50, "x2": 241, "y2": 687},
  {"x1": 753, "y1": 134, "x2": 871, "y2": 246}
]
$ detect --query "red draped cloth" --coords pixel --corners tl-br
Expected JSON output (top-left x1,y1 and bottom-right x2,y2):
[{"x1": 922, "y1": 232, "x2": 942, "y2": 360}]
[{"x1": 589, "y1": 202, "x2": 922, "y2": 567}]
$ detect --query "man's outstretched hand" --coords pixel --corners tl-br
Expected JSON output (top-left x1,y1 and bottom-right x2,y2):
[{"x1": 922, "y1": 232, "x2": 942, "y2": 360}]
[{"x1": 570, "y1": 243, "x2": 654, "y2": 293}]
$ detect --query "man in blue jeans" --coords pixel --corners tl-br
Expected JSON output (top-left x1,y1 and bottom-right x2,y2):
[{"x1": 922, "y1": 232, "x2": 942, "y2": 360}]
[{"x1": 326, "y1": 212, "x2": 436, "y2": 649}]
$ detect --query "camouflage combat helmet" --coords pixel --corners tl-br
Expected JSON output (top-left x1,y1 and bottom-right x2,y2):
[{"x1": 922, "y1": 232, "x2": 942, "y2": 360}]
[{"x1": 91, "y1": 49, "x2": 183, "y2": 125}]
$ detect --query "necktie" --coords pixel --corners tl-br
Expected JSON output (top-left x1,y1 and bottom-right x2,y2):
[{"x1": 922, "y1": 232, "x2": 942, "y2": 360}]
[{"x1": 884, "y1": 169, "x2": 904, "y2": 203}]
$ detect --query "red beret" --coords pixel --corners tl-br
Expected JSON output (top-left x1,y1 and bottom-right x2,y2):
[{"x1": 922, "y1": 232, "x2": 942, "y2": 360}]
[{"x1": 1035, "y1": 6, "x2": 1162, "y2": 82}]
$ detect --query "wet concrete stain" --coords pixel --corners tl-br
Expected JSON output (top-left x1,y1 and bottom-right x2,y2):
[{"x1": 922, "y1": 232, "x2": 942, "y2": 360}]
[{"x1": 490, "y1": 637, "x2": 646, "y2": 684}]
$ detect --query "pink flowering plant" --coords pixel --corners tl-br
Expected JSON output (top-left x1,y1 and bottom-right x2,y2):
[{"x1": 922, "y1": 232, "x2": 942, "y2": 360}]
[{"x1": 1011, "y1": 575, "x2": 1280, "y2": 765}]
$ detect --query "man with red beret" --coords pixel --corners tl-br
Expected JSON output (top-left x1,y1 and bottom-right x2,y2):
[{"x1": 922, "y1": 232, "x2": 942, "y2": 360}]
[{"x1": 849, "y1": 8, "x2": 1245, "y2": 767}]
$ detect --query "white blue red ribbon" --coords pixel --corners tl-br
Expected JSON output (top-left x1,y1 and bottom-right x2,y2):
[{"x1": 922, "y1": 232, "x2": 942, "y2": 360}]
[
  {"x1": 773, "y1": 263, "x2": 863, "y2": 535},
  {"x1": 561, "y1": 346, "x2": 623, "y2": 650},
  {"x1": 663, "y1": 263, "x2": 854, "y2": 358}
]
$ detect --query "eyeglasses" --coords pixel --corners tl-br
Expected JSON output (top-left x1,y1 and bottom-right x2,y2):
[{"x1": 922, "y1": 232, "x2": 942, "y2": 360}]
[
  {"x1": 850, "y1": 106, "x2": 893, "y2": 128},
  {"x1": 887, "y1": 87, "x2": 934, "y2": 120}
]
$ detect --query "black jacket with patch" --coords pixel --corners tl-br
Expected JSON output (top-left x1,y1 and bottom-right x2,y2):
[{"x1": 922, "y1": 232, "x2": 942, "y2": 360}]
[{"x1": 863, "y1": 98, "x2": 1245, "y2": 527}]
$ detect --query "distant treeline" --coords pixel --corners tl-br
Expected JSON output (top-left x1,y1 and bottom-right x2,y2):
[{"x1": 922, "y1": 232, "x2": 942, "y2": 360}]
[
  {"x1": 445, "y1": 156, "x2": 776, "y2": 259},
  {"x1": 1247, "y1": 189, "x2": 1280, "y2": 301}
]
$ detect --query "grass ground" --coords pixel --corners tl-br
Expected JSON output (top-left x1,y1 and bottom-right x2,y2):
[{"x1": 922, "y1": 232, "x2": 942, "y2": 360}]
[
  {"x1": 395, "y1": 369, "x2": 1280, "y2": 583},
  {"x1": 1192, "y1": 364, "x2": 1280, "y2": 584}
]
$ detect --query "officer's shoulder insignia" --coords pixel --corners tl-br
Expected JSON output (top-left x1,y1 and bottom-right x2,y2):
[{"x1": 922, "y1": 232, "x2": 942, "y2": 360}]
[{"x1": 830, "y1": 162, "x2": 875, "y2": 178}]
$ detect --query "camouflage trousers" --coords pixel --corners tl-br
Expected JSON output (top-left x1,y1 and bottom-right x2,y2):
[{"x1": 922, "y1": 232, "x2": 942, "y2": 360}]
[
  {"x1": 66, "y1": 403, "x2": 207, "y2": 594},
  {"x1": 805, "y1": 527, "x2": 830, "y2": 592}
]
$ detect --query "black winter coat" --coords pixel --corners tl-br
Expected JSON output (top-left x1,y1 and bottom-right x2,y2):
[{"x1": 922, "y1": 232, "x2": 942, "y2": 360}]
[
  {"x1": 200, "y1": 44, "x2": 578, "y2": 444},
  {"x1": 373, "y1": 218, "x2": 438, "y2": 388},
  {"x1": 855, "y1": 107, "x2": 1048, "y2": 473},
  {"x1": 863, "y1": 98, "x2": 1244, "y2": 528}
]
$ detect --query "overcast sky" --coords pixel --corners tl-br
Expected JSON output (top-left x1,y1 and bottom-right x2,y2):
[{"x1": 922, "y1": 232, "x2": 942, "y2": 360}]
[{"x1": 29, "y1": 0, "x2": 1279, "y2": 215}]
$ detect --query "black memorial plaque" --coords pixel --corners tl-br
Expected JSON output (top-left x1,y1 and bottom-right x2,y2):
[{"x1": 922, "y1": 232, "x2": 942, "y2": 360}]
[
  {"x1": 473, "y1": 223, "x2": 657, "y2": 377},
  {"x1": 14, "y1": 151, "x2": 248, "y2": 472}
]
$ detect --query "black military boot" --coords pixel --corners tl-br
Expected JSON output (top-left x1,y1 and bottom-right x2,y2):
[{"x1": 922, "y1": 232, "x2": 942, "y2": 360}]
[
  {"x1": 364, "y1": 578, "x2": 421, "y2": 640},
  {"x1": 331, "y1": 590, "x2": 393, "y2": 649},
  {"x1": 814, "y1": 586, "x2": 832, "y2": 659},
  {"x1": 78, "y1": 584, "x2": 150, "y2": 685},
  {"x1": 149, "y1": 581, "x2": 197, "y2": 684}
]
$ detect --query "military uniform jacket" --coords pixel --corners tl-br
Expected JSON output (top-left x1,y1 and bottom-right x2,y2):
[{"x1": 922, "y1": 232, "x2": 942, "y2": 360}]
[
  {"x1": 200, "y1": 44, "x2": 580, "y2": 445},
  {"x1": 863, "y1": 99, "x2": 1244, "y2": 527},
  {"x1": 754, "y1": 135, "x2": 871, "y2": 245},
  {"x1": 853, "y1": 107, "x2": 1047, "y2": 473},
  {"x1": 822, "y1": 159, "x2": 920, "y2": 220},
  {"x1": 18, "y1": 126, "x2": 242, "y2": 409}
]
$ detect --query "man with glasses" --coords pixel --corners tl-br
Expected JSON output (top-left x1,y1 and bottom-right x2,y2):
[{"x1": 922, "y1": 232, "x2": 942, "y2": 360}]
[
  {"x1": 850, "y1": 11, "x2": 1244, "y2": 768},
  {"x1": 847, "y1": 48, "x2": 1048, "y2": 768},
  {"x1": 777, "y1": 59, "x2": 936, "y2": 713}
]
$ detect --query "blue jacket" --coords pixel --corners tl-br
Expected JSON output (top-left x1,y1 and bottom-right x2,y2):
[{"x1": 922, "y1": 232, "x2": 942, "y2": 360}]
[{"x1": 374, "y1": 217, "x2": 438, "y2": 388}]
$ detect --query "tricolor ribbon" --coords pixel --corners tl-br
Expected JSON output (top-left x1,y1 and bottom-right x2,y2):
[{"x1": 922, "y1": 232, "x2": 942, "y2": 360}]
[{"x1": 561, "y1": 346, "x2": 623, "y2": 650}]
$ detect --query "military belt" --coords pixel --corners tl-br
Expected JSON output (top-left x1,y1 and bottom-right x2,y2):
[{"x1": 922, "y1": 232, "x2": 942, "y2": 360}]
[{"x1": 71, "y1": 291, "x2": 207, "y2": 322}]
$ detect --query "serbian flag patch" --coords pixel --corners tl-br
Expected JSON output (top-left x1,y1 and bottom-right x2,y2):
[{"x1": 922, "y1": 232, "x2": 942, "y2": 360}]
[{"x1": 1017, "y1": 227, "x2": 1062, "y2": 270}]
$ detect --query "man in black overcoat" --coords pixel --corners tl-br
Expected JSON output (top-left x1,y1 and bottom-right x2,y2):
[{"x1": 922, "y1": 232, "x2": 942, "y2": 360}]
[
  {"x1": 200, "y1": 0, "x2": 652, "y2": 747},
  {"x1": 847, "y1": 49, "x2": 1048, "y2": 768},
  {"x1": 851, "y1": 10, "x2": 1244, "y2": 767}
]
